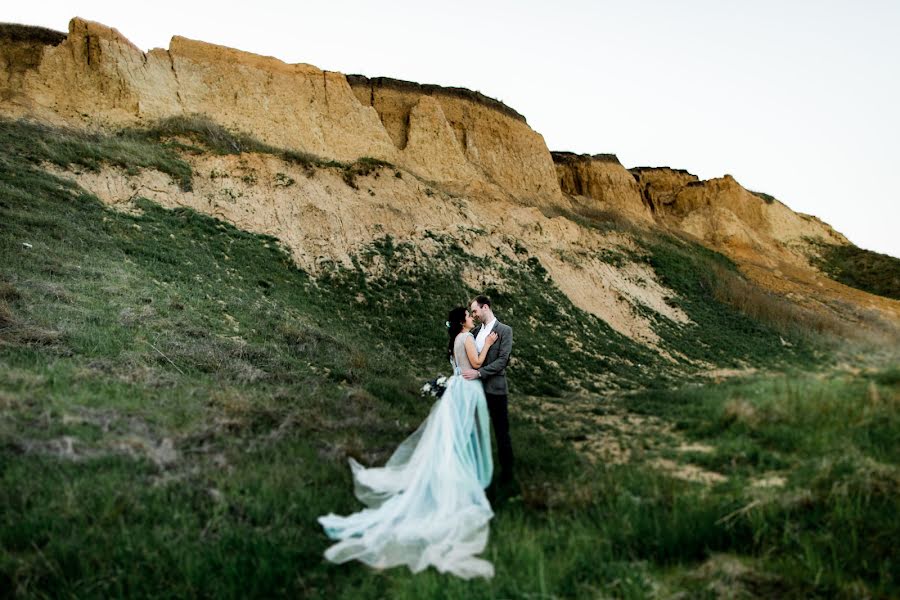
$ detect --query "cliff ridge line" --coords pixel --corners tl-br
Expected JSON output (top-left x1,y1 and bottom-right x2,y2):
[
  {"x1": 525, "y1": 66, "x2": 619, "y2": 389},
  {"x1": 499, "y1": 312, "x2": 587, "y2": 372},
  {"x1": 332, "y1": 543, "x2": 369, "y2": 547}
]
[{"x1": 0, "y1": 17, "x2": 563, "y2": 205}]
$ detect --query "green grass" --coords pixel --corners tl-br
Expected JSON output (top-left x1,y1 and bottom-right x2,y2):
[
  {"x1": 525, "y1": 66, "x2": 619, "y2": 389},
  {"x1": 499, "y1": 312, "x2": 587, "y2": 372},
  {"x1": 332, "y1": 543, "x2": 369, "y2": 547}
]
[
  {"x1": 132, "y1": 114, "x2": 395, "y2": 189},
  {"x1": 133, "y1": 114, "x2": 345, "y2": 174},
  {"x1": 621, "y1": 372, "x2": 900, "y2": 596},
  {"x1": 811, "y1": 240, "x2": 900, "y2": 300},
  {"x1": 750, "y1": 190, "x2": 776, "y2": 204},
  {"x1": 641, "y1": 234, "x2": 820, "y2": 366},
  {"x1": 1, "y1": 117, "x2": 897, "y2": 597},
  {"x1": 0, "y1": 118, "x2": 193, "y2": 191}
]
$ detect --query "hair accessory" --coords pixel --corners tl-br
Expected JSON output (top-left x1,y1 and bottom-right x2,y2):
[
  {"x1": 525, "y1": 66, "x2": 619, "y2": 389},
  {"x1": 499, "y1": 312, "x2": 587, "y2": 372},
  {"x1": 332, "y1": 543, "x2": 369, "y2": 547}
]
[{"x1": 445, "y1": 321, "x2": 451, "y2": 328}]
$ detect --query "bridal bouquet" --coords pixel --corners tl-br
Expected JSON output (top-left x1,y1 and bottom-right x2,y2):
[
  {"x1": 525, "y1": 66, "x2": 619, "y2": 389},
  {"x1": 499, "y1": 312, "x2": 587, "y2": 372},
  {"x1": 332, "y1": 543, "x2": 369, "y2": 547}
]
[{"x1": 420, "y1": 375, "x2": 448, "y2": 399}]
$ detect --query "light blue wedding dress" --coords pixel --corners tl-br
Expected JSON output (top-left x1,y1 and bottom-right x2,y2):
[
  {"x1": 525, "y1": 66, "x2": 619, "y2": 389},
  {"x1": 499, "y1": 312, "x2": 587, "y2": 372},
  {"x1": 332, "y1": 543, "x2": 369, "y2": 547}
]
[{"x1": 318, "y1": 332, "x2": 495, "y2": 579}]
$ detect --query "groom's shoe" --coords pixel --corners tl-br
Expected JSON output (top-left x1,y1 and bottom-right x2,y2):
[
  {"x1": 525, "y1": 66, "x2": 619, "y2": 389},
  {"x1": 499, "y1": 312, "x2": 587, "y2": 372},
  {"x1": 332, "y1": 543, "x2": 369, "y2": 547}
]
[
  {"x1": 488, "y1": 474, "x2": 521, "y2": 507},
  {"x1": 486, "y1": 482, "x2": 497, "y2": 505},
  {"x1": 500, "y1": 474, "x2": 521, "y2": 500}
]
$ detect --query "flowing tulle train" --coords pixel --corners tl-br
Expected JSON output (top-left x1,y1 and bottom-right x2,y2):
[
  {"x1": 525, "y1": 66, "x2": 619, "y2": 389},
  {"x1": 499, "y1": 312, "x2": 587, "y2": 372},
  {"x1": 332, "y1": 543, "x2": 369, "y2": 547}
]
[{"x1": 318, "y1": 374, "x2": 495, "y2": 579}]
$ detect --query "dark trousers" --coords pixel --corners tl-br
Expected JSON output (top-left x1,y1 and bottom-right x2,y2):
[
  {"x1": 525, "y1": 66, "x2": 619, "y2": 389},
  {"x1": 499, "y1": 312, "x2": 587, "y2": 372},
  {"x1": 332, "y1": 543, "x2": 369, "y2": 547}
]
[{"x1": 485, "y1": 392, "x2": 514, "y2": 481}]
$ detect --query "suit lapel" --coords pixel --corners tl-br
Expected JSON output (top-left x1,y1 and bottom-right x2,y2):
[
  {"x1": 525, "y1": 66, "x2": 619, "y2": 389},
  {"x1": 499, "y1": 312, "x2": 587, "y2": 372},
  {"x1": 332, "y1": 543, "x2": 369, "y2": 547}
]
[{"x1": 489, "y1": 321, "x2": 502, "y2": 359}]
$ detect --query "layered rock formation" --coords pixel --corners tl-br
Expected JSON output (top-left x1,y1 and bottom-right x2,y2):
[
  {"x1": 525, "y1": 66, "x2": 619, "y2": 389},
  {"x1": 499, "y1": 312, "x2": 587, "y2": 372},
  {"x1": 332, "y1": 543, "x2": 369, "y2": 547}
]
[
  {"x1": 549, "y1": 152, "x2": 847, "y2": 268},
  {"x1": 552, "y1": 152, "x2": 652, "y2": 223},
  {"x1": 1, "y1": 20, "x2": 397, "y2": 159},
  {"x1": 348, "y1": 76, "x2": 561, "y2": 203},
  {"x1": 0, "y1": 18, "x2": 562, "y2": 205},
  {"x1": 0, "y1": 16, "x2": 853, "y2": 255},
  {"x1": 3, "y1": 16, "x2": 894, "y2": 339},
  {"x1": 628, "y1": 168, "x2": 848, "y2": 267}
]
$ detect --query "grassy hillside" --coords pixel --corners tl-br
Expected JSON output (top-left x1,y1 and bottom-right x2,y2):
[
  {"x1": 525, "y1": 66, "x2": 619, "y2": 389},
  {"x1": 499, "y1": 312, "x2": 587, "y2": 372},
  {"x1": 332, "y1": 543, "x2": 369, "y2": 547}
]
[
  {"x1": 812, "y1": 241, "x2": 900, "y2": 300},
  {"x1": 1, "y1": 118, "x2": 898, "y2": 598}
]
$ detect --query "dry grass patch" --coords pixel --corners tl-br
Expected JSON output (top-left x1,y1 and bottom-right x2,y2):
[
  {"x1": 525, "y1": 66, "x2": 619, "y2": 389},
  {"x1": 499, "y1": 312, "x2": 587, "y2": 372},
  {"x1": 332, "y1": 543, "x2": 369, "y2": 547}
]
[
  {"x1": 0, "y1": 281, "x2": 20, "y2": 302},
  {"x1": 750, "y1": 474, "x2": 786, "y2": 489},
  {"x1": 520, "y1": 394, "x2": 676, "y2": 466},
  {"x1": 721, "y1": 398, "x2": 760, "y2": 428},
  {"x1": 686, "y1": 554, "x2": 783, "y2": 599},
  {"x1": 0, "y1": 300, "x2": 13, "y2": 329},
  {"x1": 708, "y1": 263, "x2": 853, "y2": 339},
  {"x1": 650, "y1": 457, "x2": 727, "y2": 485},
  {"x1": 677, "y1": 442, "x2": 715, "y2": 454}
]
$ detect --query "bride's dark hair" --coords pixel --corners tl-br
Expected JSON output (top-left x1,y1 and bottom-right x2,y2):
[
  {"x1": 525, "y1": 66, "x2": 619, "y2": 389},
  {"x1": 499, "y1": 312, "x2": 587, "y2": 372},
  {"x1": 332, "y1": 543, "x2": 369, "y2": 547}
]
[{"x1": 447, "y1": 306, "x2": 467, "y2": 359}]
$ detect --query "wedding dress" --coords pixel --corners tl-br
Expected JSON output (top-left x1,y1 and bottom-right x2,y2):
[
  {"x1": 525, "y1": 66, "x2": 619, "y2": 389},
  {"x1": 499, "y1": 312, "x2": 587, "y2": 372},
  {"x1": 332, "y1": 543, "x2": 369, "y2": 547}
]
[{"x1": 318, "y1": 332, "x2": 495, "y2": 579}]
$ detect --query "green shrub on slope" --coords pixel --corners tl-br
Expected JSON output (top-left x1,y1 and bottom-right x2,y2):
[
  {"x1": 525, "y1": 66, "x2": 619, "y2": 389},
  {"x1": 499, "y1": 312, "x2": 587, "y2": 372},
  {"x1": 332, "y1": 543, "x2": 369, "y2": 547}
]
[{"x1": 812, "y1": 240, "x2": 900, "y2": 300}]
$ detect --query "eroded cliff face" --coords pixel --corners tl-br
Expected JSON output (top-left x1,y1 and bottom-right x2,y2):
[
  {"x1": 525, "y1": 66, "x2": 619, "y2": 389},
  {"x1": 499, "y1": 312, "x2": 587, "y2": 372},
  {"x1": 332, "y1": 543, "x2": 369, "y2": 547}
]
[
  {"x1": 552, "y1": 152, "x2": 653, "y2": 223},
  {"x1": 0, "y1": 18, "x2": 561, "y2": 205},
  {"x1": 3, "y1": 17, "x2": 893, "y2": 344},
  {"x1": 549, "y1": 154, "x2": 848, "y2": 268},
  {"x1": 0, "y1": 16, "x2": 854, "y2": 254},
  {"x1": 348, "y1": 76, "x2": 562, "y2": 204},
  {"x1": 46, "y1": 156, "x2": 689, "y2": 347},
  {"x1": 628, "y1": 168, "x2": 848, "y2": 267},
  {"x1": 1, "y1": 19, "x2": 399, "y2": 159}
]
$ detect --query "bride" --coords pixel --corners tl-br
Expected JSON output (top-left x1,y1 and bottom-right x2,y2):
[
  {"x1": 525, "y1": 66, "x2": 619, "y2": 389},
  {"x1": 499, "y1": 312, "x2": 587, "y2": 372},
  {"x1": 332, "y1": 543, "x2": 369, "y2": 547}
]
[{"x1": 318, "y1": 306, "x2": 499, "y2": 579}]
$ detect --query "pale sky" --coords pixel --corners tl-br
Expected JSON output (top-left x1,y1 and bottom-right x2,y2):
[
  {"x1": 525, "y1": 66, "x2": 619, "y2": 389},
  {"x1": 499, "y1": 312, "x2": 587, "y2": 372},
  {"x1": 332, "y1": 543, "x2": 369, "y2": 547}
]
[{"x1": 5, "y1": 1, "x2": 899, "y2": 257}]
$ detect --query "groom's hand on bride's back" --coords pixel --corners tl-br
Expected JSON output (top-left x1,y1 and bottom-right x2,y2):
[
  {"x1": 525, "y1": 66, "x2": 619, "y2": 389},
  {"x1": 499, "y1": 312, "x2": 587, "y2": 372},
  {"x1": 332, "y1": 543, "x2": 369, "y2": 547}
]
[{"x1": 462, "y1": 369, "x2": 480, "y2": 380}]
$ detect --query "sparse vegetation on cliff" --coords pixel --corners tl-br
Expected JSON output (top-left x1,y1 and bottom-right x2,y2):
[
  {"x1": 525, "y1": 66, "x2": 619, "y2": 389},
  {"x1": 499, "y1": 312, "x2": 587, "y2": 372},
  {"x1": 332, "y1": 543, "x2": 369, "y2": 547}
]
[
  {"x1": 1, "y1": 118, "x2": 193, "y2": 190},
  {"x1": 341, "y1": 157, "x2": 395, "y2": 189},
  {"x1": 135, "y1": 114, "x2": 345, "y2": 175},
  {"x1": 135, "y1": 114, "x2": 401, "y2": 189},
  {"x1": 750, "y1": 190, "x2": 776, "y2": 204},
  {"x1": 812, "y1": 240, "x2": 900, "y2": 300},
  {"x1": 0, "y1": 23, "x2": 67, "y2": 45},
  {"x1": 705, "y1": 262, "x2": 855, "y2": 341}
]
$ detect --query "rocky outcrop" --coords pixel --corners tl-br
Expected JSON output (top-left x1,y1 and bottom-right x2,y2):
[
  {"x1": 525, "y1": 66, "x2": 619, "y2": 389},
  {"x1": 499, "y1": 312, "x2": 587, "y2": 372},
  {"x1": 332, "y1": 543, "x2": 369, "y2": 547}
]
[
  {"x1": 628, "y1": 167, "x2": 849, "y2": 266},
  {"x1": 1, "y1": 20, "x2": 398, "y2": 159},
  {"x1": 0, "y1": 25, "x2": 65, "y2": 104},
  {"x1": 0, "y1": 17, "x2": 855, "y2": 250},
  {"x1": 0, "y1": 19, "x2": 562, "y2": 205},
  {"x1": 348, "y1": 75, "x2": 561, "y2": 204},
  {"x1": 552, "y1": 152, "x2": 652, "y2": 223},
  {"x1": 629, "y1": 167, "x2": 700, "y2": 214},
  {"x1": 550, "y1": 156, "x2": 848, "y2": 265}
]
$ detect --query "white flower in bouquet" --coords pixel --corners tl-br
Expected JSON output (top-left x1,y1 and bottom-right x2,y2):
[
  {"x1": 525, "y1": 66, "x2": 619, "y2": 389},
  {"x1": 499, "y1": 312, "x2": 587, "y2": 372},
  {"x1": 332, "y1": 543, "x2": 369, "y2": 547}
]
[{"x1": 420, "y1": 374, "x2": 449, "y2": 399}]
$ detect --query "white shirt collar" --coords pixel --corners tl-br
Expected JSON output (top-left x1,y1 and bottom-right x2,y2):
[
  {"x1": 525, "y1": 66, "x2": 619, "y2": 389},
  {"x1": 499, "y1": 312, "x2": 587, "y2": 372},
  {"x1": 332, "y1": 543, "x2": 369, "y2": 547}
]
[{"x1": 480, "y1": 317, "x2": 496, "y2": 332}]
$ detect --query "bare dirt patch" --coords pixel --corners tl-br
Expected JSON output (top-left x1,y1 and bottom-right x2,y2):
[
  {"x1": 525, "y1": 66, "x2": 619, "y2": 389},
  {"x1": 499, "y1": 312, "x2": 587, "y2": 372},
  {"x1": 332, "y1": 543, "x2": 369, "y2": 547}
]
[{"x1": 518, "y1": 394, "x2": 676, "y2": 466}]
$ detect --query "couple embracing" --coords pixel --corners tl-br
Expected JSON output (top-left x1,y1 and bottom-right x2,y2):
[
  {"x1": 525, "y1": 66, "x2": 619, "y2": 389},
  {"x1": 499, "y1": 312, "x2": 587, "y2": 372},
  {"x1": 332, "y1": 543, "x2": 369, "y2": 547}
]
[{"x1": 318, "y1": 295, "x2": 516, "y2": 579}]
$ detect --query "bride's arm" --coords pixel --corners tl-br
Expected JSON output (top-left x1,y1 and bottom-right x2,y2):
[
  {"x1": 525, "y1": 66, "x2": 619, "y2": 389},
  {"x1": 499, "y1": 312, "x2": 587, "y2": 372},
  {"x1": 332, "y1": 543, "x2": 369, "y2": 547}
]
[{"x1": 464, "y1": 333, "x2": 497, "y2": 368}]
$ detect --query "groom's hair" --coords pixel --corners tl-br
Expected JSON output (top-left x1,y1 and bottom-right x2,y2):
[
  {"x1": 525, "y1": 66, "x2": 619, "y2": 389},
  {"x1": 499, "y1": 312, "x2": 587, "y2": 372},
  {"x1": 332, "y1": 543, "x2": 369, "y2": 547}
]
[{"x1": 472, "y1": 295, "x2": 491, "y2": 308}]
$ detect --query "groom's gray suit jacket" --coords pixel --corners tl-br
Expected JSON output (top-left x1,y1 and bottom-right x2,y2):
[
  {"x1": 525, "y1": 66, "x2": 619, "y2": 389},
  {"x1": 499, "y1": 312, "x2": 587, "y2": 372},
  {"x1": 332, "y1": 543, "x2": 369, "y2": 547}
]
[{"x1": 471, "y1": 321, "x2": 513, "y2": 396}]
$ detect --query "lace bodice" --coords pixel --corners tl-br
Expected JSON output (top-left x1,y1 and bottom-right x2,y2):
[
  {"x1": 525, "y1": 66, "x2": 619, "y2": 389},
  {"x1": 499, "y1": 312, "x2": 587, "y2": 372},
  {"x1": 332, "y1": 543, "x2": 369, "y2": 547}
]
[{"x1": 452, "y1": 333, "x2": 474, "y2": 373}]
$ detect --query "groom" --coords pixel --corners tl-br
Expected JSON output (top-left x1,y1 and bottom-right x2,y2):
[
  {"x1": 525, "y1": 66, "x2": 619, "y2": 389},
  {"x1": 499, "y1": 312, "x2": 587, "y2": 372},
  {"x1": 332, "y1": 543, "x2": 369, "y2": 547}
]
[{"x1": 462, "y1": 295, "x2": 516, "y2": 493}]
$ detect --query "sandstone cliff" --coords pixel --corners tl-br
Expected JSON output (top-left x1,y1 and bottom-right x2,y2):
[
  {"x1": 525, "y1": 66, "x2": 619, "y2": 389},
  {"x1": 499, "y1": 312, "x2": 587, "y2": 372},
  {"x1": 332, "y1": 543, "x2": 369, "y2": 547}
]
[
  {"x1": 46, "y1": 153, "x2": 689, "y2": 348},
  {"x1": 2, "y1": 17, "x2": 895, "y2": 341},
  {"x1": 628, "y1": 167, "x2": 849, "y2": 268},
  {"x1": 552, "y1": 152, "x2": 653, "y2": 223},
  {"x1": 348, "y1": 76, "x2": 562, "y2": 204},
  {"x1": 0, "y1": 18, "x2": 562, "y2": 205},
  {"x1": 550, "y1": 153, "x2": 848, "y2": 269},
  {"x1": 0, "y1": 17, "x2": 854, "y2": 254}
]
